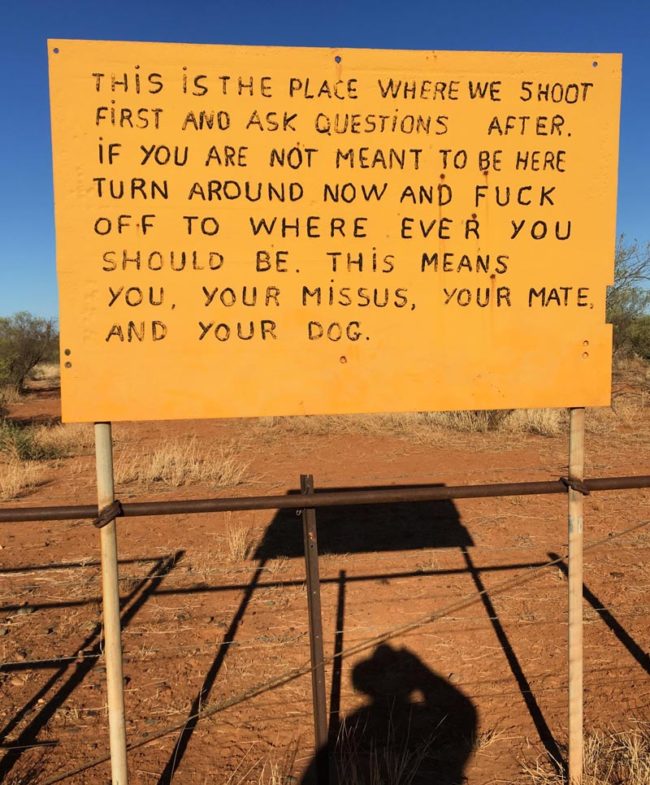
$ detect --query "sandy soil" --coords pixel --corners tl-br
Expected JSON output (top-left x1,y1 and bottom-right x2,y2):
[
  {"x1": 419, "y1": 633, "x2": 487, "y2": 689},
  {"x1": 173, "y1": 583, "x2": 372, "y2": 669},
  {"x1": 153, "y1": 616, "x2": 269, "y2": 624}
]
[{"x1": 0, "y1": 378, "x2": 649, "y2": 785}]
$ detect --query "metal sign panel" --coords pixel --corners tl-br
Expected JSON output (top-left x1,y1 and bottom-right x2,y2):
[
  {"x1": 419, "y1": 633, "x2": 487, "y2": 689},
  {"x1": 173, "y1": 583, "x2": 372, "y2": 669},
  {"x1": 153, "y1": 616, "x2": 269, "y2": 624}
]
[{"x1": 48, "y1": 40, "x2": 621, "y2": 422}]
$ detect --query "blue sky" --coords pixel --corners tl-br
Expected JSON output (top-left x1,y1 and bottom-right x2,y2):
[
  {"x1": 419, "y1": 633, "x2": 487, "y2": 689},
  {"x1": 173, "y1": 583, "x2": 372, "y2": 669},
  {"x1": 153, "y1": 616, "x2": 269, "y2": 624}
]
[{"x1": 1, "y1": 0, "x2": 648, "y2": 319}]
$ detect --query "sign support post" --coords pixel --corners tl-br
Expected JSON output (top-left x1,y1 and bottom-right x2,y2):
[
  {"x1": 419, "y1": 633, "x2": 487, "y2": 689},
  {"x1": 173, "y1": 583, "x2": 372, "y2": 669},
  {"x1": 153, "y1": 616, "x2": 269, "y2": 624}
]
[
  {"x1": 568, "y1": 407, "x2": 585, "y2": 784},
  {"x1": 301, "y1": 474, "x2": 328, "y2": 781},
  {"x1": 95, "y1": 422, "x2": 129, "y2": 785}
]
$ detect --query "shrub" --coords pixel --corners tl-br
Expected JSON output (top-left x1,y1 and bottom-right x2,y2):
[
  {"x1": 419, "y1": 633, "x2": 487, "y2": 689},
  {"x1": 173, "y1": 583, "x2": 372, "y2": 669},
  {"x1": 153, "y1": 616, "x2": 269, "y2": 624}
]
[
  {"x1": 0, "y1": 421, "x2": 64, "y2": 461},
  {"x1": 0, "y1": 312, "x2": 59, "y2": 391},
  {"x1": 625, "y1": 315, "x2": 650, "y2": 359},
  {"x1": 607, "y1": 237, "x2": 650, "y2": 354}
]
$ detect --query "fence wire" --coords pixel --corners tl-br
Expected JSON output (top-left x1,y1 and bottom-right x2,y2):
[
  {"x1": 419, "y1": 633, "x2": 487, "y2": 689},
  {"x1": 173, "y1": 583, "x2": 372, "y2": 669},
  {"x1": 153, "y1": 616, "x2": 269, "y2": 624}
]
[{"x1": 35, "y1": 514, "x2": 650, "y2": 785}]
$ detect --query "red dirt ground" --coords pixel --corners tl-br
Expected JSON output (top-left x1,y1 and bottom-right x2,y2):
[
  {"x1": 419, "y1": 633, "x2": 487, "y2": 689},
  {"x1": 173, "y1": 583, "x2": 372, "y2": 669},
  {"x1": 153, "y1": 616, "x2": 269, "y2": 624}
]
[{"x1": 0, "y1": 379, "x2": 649, "y2": 784}]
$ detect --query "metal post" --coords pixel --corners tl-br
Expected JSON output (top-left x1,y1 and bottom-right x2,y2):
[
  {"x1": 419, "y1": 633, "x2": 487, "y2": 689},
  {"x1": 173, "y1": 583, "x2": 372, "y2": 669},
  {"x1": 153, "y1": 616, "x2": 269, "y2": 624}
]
[
  {"x1": 568, "y1": 408, "x2": 585, "y2": 784},
  {"x1": 301, "y1": 474, "x2": 328, "y2": 777},
  {"x1": 95, "y1": 422, "x2": 129, "y2": 785}
]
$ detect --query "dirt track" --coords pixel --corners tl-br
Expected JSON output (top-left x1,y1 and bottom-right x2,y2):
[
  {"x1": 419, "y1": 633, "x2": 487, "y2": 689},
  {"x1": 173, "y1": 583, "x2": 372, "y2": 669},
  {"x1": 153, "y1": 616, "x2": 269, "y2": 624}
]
[{"x1": 1, "y1": 386, "x2": 649, "y2": 784}]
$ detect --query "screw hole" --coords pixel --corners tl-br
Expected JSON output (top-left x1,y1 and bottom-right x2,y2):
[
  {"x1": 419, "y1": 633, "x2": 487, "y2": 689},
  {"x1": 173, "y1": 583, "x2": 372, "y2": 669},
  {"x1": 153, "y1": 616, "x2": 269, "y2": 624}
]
[
  {"x1": 592, "y1": 60, "x2": 598, "y2": 67},
  {"x1": 53, "y1": 47, "x2": 60, "y2": 54},
  {"x1": 64, "y1": 361, "x2": 72, "y2": 368},
  {"x1": 339, "y1": 356, "x2": 347, "y2": 364},
  {"x1": 334, "y1": 55, "x2": 342, "y2": 63},
  {"x1": 64, "y1": 348, "x2": 71, "y2": 356}
]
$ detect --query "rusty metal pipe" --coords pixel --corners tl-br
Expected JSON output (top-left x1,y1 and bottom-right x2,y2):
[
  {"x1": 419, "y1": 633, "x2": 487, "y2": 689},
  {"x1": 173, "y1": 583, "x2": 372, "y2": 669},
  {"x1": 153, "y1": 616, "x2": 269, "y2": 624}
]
[
  {"x1": 300, "y1": 474, "x2": 328, "y2": 776},
  {"x1": 0, "y1": 475, "x2": 648, "y2": 524}
]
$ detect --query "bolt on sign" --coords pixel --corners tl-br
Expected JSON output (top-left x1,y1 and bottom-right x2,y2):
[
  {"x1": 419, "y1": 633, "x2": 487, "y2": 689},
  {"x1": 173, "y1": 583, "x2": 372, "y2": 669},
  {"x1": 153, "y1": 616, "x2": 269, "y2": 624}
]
[{"x1": 48, "y1": 40, "x2": 621, "y2": 422}]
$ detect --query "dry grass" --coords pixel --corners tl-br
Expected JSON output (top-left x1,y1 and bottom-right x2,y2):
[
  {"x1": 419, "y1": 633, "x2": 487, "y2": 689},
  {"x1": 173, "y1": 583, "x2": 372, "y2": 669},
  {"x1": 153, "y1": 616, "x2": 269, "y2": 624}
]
[
  {"x1": 499, "y1": 408, "x2": 564, "y2": 436},
  {"x1": 224, "y1": 742, "x2": 298, "y2": 785},
  {"x1": 522, "y1": 726, "x2": 650, "y2": 784},
  {"x1": 263, "y1": 556, "x2": 291, "y2": 576},
  {"x1": 0, "y1": 459, "x2": 43, "y2": 500},
  {"x1": 114, "y1": 437, "x2": 249, "y2": 488},
  {"x1": 233, "y1": 725, "x2": 650, "y2": 785},
  {"x1": 217, "y1": 512, "x2": 254, "y2": 562},
  {"x1": 586, "y1": 395, "x2": 647, "y2": 435},
  {"x1": 473, "y1": 725, "x2": 510, "y2": 752},
  {"x1": 28, "y1": 362, "x2": 61, "y2": 382},
  {"x1": 0, "y1": 421, "x2": 93, "y2": 460},
  {"x1": 428, "y1": 409, "x2": 512, "y2": 433},
  {"x1": 253, "y1": 760, "x2": 291, "y2": 785},
  {"x1": 31, "y1": 422, "x2": 95, "y2": 455},
  {"x1": 0, "y1": 385, "x2": 22, "y2": 407},
  {"x1": 257, "y1": 408, "x2": 564, "y2": 439},
  {"x1": 331, "y1": 715, "x2": 443, "y2": 785},
  {"x1": 613, "y1": 352, "x2": 650, "y2": 380},
  {"x1": 225, "y1": 521, "x2": 253, "y2": 562},
  {"x1": 257, "y1": 411, "x2": 450, "y2": 438}
]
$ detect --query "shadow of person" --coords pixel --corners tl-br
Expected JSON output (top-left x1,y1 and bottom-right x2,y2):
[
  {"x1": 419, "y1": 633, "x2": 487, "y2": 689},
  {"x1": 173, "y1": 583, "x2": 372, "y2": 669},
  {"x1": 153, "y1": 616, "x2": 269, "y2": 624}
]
[{"x1": 302, "y1": 643, "x2": 478, "y2": 785}]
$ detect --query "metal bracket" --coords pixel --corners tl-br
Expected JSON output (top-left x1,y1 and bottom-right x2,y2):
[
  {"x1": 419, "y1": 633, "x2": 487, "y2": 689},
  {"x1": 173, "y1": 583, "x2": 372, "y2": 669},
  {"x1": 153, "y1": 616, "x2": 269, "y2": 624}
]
[
  {"x1": 93, "y1": 500, "x2": 123, "y2": 529},
  {"x1": 561, "y1": 477, "x2": 590, "y2": 496}
]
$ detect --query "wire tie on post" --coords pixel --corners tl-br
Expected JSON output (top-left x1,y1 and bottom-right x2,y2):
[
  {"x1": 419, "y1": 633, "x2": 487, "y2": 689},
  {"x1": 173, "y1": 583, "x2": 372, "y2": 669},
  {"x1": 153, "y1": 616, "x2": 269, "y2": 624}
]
[
  {"x1": 560, "y1": 477, "x2": 591, "y2": 495},
  {"x1": 92, "y1": 500, "x2": 123, "y2": 529}
]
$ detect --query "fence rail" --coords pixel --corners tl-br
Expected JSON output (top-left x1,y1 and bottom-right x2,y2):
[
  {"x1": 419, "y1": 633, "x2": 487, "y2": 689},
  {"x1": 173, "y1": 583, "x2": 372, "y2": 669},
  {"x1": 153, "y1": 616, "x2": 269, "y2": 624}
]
[{"x1": 1, "y1": 474, "x2": 649, "y2": 524}]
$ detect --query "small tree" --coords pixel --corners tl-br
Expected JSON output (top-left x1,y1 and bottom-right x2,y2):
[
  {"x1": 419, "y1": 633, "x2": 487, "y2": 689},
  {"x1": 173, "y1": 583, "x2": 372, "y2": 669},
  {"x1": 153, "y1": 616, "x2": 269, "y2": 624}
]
[
  {"x1": 625, "y1": 315, "x2": 650, "y2": 359},
  {"x1": 607, "y1": 237, "x2": 650, "y2": 355},
  {"x1": 0, "y1": 312, "x2": 59, "y2": 391}
]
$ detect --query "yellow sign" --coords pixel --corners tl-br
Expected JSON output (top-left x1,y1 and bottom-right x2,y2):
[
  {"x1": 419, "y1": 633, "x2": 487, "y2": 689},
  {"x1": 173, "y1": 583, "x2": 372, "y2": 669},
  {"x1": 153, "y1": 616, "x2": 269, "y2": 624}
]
[{"x1": 48, "y1": 40, "x2": 621, "y2": 422}]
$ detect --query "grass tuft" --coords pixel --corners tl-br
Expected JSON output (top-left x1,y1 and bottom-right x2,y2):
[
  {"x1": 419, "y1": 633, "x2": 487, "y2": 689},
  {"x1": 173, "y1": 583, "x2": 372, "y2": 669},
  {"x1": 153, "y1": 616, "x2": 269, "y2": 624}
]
[
  {"x1": 0, "y1": 459, "x2": 42, "y2": 500},
  {"x1": 257, "y1": 408, "x2": 564, "y2": 439},
  {"x1": 332, "y1": 714, "x2": 441, "y2": 785},
  {"x1": 32, "y1": 423, "x2": 95, "y2": 456},
  {"x1": 224, "y1": 517, "x2": 253, "y2": 562},
  {"x1": 0, "y1": 421, "x2": 56, "y2": 460},
  {"x1": 473, "y1": 725, "x2": 510, "y2": 751},
  {"x1": 500, "y1": 408, "x2": 563, "y2": 436},
  {"x1": 522, "y1": 726, "x2": 650, "y2": 784},
  {"x1": 0, "y1": 421, "x2": 93, "y2": 460},
  {"x1": 0, "y1": 385, "x2": 22, "y2": 409},
  {"x1": 223, "y1": 740, "x2": 298, "y2": 784},
  {"x1": 114, "y1": 437, "x2": 249, "y2": 488}
]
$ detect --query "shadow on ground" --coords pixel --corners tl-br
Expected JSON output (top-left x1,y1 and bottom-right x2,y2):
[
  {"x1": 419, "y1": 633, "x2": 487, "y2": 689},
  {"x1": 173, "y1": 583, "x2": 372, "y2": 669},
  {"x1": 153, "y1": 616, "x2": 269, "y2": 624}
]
[
  {"x1": 302, "y1": 642, "x2": 478, "y2": 785},
  {"x1": 255, "y1": 484, "x2": 474, "y2": 559}
]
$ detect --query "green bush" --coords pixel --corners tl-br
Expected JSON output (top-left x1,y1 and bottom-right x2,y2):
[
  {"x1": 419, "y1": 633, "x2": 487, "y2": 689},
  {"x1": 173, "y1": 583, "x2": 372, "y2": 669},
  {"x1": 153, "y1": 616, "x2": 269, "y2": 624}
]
[
  {"x1": 0, "y1": 421, "x2": 62, "y2": 461},
  {"x1": 625, "y1": 315, "x2": 650, "y2": 358},
  {"x1": 0, "y1": 312, "x2": 58, "y2": 391},
  {"x1": 607, "y1": 238, "x2": 650, "y2": 354}
]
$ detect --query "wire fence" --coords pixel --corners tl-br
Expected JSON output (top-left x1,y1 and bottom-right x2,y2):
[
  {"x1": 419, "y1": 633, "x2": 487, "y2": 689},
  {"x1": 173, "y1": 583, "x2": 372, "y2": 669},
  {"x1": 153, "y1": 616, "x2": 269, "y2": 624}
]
[
  {"x1": 28, "y1": 513, "x2": 650, "y2": 785},
  {"x1": 1, "y1": 471, "x2": 649, "y2": 784}
]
